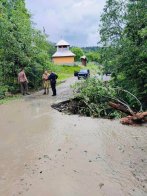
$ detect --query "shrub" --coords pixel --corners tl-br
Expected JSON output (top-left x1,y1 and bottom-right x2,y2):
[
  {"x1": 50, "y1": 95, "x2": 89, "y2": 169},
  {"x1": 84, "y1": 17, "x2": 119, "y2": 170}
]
[
  {"x1": 72, "y1": 78, "x2": 120, "y2": 118},
  {"x1": 0, "y1": 84, "x2": 8, "y2": 99},
  {"x1": 72, "y1": 77, "x2": 142, "y2": 118}
]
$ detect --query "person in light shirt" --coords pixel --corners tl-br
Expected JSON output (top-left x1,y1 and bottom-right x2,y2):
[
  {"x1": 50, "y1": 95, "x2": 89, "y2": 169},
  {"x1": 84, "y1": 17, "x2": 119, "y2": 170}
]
[{"x1": 18, "y1": 67, "x2": 30, "y2": 95}]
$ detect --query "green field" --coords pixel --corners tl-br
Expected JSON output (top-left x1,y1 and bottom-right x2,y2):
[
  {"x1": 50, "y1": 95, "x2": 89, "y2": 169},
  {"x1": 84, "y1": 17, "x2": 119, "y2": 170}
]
[
  {"x1": 49, "y1": 63, "x2": 98, "y2": 82},
  {"x1": 48, "y1": 64, "x2": 81, "y2": 82}
]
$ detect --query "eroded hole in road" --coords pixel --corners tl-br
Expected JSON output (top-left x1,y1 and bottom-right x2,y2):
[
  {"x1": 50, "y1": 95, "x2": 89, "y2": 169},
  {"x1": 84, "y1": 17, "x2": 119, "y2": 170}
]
[
  {"x1": 51, "y1": 98, "x2": 115, "y2": 118},
  {"x1": 51, "y1": 98, "x2": 83, "y2": 115}
]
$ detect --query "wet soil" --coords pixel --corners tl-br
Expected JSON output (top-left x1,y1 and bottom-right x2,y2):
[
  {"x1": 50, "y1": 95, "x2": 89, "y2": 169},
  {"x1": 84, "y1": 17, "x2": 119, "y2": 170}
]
[
  {"x1": 0, "y1": 77, "x2": 147, "y2": 196},
  {"x1": 51, "y1": 98, "x2": 82, "y2": 115}
]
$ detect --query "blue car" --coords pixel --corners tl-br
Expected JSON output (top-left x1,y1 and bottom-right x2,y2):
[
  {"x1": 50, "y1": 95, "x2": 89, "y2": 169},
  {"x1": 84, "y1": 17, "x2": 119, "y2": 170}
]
[{"x1": 74, "y1": 69, "x2": 90, "y2": 80}]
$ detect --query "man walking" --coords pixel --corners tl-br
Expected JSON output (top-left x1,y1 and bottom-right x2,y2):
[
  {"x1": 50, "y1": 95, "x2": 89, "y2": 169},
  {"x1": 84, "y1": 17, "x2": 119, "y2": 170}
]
[
  {"x1": 18, "y1": 67, "x2": 30, "y2": 95},
  {"x1": 48, "y1": 71, "x2": 58, "y2": 96}
]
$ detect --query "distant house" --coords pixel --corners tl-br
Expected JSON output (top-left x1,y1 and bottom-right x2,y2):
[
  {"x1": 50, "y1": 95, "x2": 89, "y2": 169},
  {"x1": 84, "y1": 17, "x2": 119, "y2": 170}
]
[
  {"x1": 81, "y1": 55, "x2": 87, "y2": 66},
  {"x1": 52, "y1": 40, "x2": 75, "y2": 65}
]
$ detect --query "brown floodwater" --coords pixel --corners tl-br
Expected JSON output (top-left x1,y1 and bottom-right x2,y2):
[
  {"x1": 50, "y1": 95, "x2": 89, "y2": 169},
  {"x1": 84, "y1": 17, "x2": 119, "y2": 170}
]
[{"x1": 0, "y1": 78, "x2": 147, "y2": 196}]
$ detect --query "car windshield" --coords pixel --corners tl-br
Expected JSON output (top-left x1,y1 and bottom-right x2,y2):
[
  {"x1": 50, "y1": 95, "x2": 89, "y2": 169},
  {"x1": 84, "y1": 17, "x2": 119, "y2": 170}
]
[{"x1": 79, "y1": 70, "x2": 88, "y2": 74}]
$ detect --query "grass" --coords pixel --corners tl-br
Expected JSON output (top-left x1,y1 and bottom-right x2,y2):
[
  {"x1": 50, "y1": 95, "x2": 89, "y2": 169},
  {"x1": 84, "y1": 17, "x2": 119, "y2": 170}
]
[
  {"x1": 48, "y1": 64, "x2": 81, "y2": 82},
  {"x1": 0, "y1": 95, "x2": 21, "y2": 105},
  {"x1": 86, "y1": 63, "x2": 102, "y2": 75},
  {"x1": 48, "y1": 63, "x2": 99, "y2": 82}
]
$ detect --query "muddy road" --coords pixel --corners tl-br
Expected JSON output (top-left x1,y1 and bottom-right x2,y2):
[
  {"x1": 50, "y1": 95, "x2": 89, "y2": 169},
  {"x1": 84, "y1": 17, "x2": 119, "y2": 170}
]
[{"x1": 0, "y1": 77, "x2": 147, "y2": 196}]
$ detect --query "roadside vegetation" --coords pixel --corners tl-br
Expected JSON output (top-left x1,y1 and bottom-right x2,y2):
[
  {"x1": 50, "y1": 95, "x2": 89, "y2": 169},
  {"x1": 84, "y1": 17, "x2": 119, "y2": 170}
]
[
  {"x1": 99, "y1": 0, "x2": 147, "y2": 109},
  {"x1": 72, "y1": 77, "x2": 121, "y2": 118},
  {"x1": 0, "y1": 95, "x2": 21, "y2": 105},
  {"x1": 0, "y1": 0, "x2": 55, "y2": 98}
]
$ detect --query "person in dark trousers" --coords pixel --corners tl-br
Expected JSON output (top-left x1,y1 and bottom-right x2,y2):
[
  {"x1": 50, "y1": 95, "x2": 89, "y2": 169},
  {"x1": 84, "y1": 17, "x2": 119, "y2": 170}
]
[
  {"x1": 18, "y1": 67, "x2": 30, "y2": 95},
  {"x1": 48, "y1": 71, "x2": 58, "y2": 96}
]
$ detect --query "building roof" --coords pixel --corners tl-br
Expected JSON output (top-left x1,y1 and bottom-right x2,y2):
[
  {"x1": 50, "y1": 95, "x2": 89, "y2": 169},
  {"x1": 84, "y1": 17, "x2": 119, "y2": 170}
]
[
  {"x1": 56, "y1": 39, "x2": 70, "y2": 46},
  {"x1": 52, "y1": 50, "x2": 75, "y2": 57}
]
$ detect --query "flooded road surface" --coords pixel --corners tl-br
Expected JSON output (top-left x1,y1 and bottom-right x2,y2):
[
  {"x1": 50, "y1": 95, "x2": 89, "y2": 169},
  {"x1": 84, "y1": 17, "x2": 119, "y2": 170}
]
[{"x1": 0, "y1": 77, "x2": 147, "y2": 196}]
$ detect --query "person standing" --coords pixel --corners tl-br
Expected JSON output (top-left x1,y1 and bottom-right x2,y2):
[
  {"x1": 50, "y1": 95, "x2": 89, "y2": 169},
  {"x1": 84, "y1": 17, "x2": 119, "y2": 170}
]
[
  {"x1": 42, "y1": 70, "x2": 49, "y2": 95},
  {"x1": 18, "y1": 67, "x2": 30, "y2": 95},
  {"x1": 48, "y1": 71, "x2": 58, "y2": 96}
]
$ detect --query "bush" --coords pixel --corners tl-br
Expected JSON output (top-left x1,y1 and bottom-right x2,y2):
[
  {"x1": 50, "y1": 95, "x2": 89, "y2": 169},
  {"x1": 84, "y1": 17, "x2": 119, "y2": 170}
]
[
  {"x1": 72, "y1": 77, "x2": 120, "y2": 118},
  {"x1": 72, "y1": 77, "x2": 142, "y2": 118},
  {"x1": 0, "y1": 84, "x2": 8, "y2": 99}
]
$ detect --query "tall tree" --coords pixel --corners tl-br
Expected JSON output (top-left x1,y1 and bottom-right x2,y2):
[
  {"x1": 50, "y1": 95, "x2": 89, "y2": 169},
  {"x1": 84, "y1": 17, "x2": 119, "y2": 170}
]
[
  {"x1": 99, "y1": 0, "x2": 147, "y2": 107},
  {"x1": 71, "y1": 47, "x2": 84, "y2": 61}
]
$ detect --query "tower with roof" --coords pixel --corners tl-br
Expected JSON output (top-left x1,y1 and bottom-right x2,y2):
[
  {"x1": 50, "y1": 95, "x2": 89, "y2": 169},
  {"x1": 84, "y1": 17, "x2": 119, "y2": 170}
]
[{"x1": 52, "y1": 39, "x2": 76, "y2": 65}]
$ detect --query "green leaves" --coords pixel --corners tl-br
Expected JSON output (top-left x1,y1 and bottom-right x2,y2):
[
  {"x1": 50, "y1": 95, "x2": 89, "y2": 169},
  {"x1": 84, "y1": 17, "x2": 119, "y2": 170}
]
[
  {"x1": 71, "y1": 47, "x2": 84, "y2": 61},
  {"x1": 73, "y1": 77, "x2": 119, "y2": 118},
  {"x1": 0, "y1": 0, "x2": 55, "y2": 93},
  {"x1": 99, "y1": 0, "x2": 147, "y2": 108}
]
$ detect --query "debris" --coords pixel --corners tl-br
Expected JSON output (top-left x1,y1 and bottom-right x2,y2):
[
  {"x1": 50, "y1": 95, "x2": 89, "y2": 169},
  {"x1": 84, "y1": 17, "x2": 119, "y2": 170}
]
[
  {"x1": 109, "y1": 102, "x2": 132, "y2": 115},
  {"x1": 43, "y1": 155, "x2": 49, "y2": 159},
  {"x1": 99, "y1": 183, "x2": 104, "y2": 189},
  {"x1": 120, "y1": 112, "x2": 147, "y2": 125},
  {"x1": 73, "y1": 170, "x2": 78, "y2": 173},
  {"x1": 109, "y1": 102, "x2": 147, "y2": 125}
]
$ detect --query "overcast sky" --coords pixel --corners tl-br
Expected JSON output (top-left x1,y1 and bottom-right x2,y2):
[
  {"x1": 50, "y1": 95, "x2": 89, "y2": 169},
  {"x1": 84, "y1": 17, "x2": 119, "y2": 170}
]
[{"x1": 25, "y1": 0, "x2": 106, "y2": 47}]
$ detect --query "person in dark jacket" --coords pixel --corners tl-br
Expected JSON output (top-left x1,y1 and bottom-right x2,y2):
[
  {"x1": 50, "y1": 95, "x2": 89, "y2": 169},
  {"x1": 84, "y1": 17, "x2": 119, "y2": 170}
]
[{"x1": 48, "y1": 71, "x2": 58, "y2": 96}]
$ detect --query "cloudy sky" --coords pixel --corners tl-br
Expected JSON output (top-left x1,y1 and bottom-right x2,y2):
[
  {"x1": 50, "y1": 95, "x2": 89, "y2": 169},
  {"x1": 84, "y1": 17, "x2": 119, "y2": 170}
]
[{"x1": 25, "y1": 0, "x2": 106, "y2": 47}]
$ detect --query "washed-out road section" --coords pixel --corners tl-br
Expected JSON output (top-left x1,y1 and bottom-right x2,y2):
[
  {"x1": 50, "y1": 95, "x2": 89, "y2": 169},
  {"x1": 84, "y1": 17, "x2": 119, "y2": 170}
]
[{"x1": 0, "y1": 77, "x2": 147, "y2": 196}]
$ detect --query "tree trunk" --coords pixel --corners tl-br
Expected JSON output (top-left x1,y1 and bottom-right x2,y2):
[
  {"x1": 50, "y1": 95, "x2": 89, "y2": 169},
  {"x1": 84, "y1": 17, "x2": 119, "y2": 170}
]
[
  {"x1": 109, "y1": 101, "x2": 147, "y2": 125},
  {"x1": 108, "y1": 101, "x2": 132, "y2": 115}
]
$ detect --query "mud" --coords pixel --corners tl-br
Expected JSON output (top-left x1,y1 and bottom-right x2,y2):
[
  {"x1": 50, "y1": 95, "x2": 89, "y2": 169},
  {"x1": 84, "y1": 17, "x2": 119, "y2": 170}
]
[
  {"x1": 51, "y1": 98, "x2": 81, "y2": 115},
  {"x1": 0, "y1": 77, "x2": 147, "y2": 196}
]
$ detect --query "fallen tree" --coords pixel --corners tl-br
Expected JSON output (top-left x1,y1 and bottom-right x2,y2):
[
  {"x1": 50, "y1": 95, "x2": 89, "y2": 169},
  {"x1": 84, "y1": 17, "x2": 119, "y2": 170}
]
[
  {"x1": 120, "y1": 112, "x2": 147, "y2": 125},
  {"x1": 108, "y1": 102, "x2": 132, "y2": 115},
  {"x1": 52, "y1": 78, "x2": 147, "y2": 126},
  {"x1": 109, "y1": 102, "x2": 147, "y2": 125}
]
